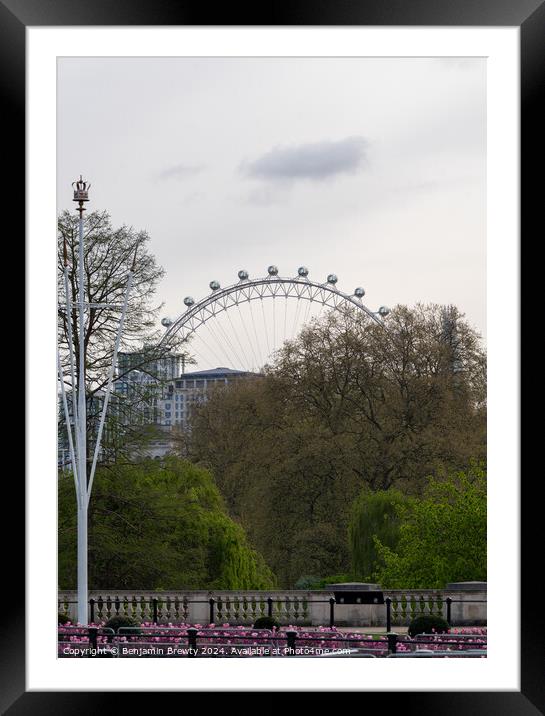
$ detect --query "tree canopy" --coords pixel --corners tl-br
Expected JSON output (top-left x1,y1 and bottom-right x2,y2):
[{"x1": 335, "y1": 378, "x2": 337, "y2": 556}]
[
  {"x1": 372, "y1": 463, "x2": 487, "y2": 588},
  {"x1": 348, "y1": 488, "x2": 408, "y2": 581},
  {"x1": 58, "y1": 456, "x2": 275, "y2": 590},
  {"x1": 185, "y1": 303, "x2": 486, "y2": 587}
]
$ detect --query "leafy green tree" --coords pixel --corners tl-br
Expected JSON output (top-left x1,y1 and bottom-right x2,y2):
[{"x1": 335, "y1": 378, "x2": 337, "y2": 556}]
[
  {"x1": 372, "y1": 464, "x2": 486, "y2": 588},
  {"x1": 183, "y1": 376, "x2": 358, "y2": 586},
  {"x1": 58, "y1": 456, "x2": 275, "y2": 590},
  {"x1": 186, "y1": 304, "x2": 486, "y2": 587},
  {"x1": 348, "y1": 489, "x2": 407, "y2": 580},
  {"x1": 269, "y1": 303, "x2": 486, "y2": 492}
]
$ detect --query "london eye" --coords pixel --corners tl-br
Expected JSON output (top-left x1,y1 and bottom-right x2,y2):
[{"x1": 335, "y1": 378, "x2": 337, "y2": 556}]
[{"x1": 159, "y1": 266, "x2": 390, "y2": 372}]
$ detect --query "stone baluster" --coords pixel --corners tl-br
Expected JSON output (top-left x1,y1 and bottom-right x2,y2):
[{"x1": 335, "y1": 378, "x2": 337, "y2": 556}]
[
  {"x1": 249, "y1": 596, "x2": 257, "y2": 623},
  {"x1": 435, "y1": 594, "x2": 444, "y2": 619},
  {"x1": 400, "y1": 594, "x2": 408, "y2": 624},
  {"x1": 302, "y1": 596, "x2": 309, "y2": 622},
  {"x1": 391, "y1": 596, "x2": 400, "y2": 625},
  {"x1": 157, "y1": 597, "x2": 164, "y2": 623},
  {"x1": 173, "y1": 595, "x2": 180, "y2": 622},
  {"x1": 241, "y1": 596, "x2": 249, "y2": 623},
  {"x1": 293, "y1": 596, "x2": 300, "y2": 622},
  {"x1": 58, "y1": 597, "x2": 69, "y2": 621},
  {"x1": 284, "y1": 596, "x2": 291, "y2": 623},
  {"x1": 105, "y1": 596, "x2": 112, "y2": 620},
  {"x1": 216, "y1": 596, "x2": 224, "y2": 623},
  {"x1": 408, "y1": 594, "x2": 417, "y2": 622},
  {"x1": 233, "y1": 596, "x2": 240, "y2": 622},
  {"x1": 137, "y1": 596, "x2": 145, "y2": 622},
  {"x1": 425, "y1": 594, "x2": 433, "y2": 617}
]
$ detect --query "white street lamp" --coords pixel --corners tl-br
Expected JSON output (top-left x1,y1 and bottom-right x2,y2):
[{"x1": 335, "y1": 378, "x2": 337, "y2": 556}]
[{"x1": 58, "y1": 177, "x2": 134, "y2": 625}]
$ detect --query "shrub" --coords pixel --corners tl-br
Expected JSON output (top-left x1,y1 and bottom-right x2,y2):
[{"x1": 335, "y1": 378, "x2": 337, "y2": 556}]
[
  {"x1": 408, "y1": 615, "x2": 450, "y2": 637},
  {"x1": 316, "y1": 574, "x2": 354, "y2": 589},
  {"x1": 104, "y1": 614, "x2": 141, "y2": 634},
  {"x1": 58, "y1": 612, "x2": 71, "y2": 625},
  {"x1": 293, "y1": 574, "x2": 352, "y2": 590},
  {"x1": 294, "y1": 575, "x2": 322, "y2": 589},
  {"x1": 253, "y1": 616, "x2": 280, "y2": 630}
]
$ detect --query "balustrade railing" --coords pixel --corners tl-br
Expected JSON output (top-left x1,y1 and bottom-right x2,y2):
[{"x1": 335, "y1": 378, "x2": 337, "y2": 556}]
[{"x1": 58, "y1": 588, "x2": 486, "y2": 627}]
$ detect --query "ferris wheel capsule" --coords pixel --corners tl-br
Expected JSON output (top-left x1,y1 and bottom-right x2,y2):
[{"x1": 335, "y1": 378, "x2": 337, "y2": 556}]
[
  {"x1": 209, "y1": 280, "x2": 220, "y2": 291},
  {"x1": 156, "y1": 271, "x2": 388, "y2": 356}
]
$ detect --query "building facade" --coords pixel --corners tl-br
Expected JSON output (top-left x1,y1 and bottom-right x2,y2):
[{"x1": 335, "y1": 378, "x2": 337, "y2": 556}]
[
  {"x1": 114, "y1": 358, "x2": 258, "y2": 457},
  {"x1": 157, "y1": 367, "x2": 255, "y2": 429},
  {"x1": 59, "y1": 355, "x2": 258, "y2": 467}
]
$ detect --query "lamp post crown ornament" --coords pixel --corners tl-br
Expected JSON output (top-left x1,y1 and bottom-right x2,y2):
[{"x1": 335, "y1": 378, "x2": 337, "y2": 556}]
[{"x1": 72, "y1": 175, "x2": 90, "y2": 213}]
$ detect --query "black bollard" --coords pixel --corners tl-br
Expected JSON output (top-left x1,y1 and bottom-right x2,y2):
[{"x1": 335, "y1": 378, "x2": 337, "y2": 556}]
[
  {"x1": 209, "y1": 598, "x2": 215, "y2": 625},
  {"x1": 286, "y1": 630, "x2": 297, "y2": 655},
  {"x1": 387, "y1": 632, "x2": 398, "y2": 655},
  {"x1": 187, "y1": 627, "x2": 198, "y2": 657},
  {"x1": 385, "y1": 597, "x2": 392, "y2": 633},
  {"x1": 329, "y1": 598, "x2": 336, "y2": 628}
]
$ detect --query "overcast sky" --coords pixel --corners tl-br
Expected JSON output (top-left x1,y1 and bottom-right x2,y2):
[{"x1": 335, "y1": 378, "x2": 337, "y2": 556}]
[{"x1": 58, "y1": 57, "x2": 486, "y2": 370}]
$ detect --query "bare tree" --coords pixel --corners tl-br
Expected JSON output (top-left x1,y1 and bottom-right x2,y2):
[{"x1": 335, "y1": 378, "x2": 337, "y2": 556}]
[{"x1": 57, "y1": 209, "x2": 192, "y2": 463}]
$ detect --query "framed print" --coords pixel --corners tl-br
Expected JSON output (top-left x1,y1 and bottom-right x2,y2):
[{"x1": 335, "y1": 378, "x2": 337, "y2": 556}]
[{"x1": 7, "y1": 0, "x2": 540, "y2": 709}]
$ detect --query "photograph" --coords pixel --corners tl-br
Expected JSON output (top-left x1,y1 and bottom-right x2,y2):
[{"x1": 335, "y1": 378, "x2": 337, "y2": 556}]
[
  {"x1": 11, "y1": 6, "x2": 536, "y2": 704},
  {"x1": 56, "y1": 55, "x2": 488, "y2": 660}
]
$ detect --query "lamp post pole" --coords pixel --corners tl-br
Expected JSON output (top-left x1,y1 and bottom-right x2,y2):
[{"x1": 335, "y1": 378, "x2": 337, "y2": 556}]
[
  {"x1": 58, "y1": 177, "x2": 134, "y2": 625},
  {"x1": 74, "y1": 178, "x2": 89, "y2": 626}
]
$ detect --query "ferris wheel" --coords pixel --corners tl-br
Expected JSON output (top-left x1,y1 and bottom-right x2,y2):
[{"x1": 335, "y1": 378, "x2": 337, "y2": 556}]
[{"x1": 159, "y1": 266, "x2": 390, "y2": 372}]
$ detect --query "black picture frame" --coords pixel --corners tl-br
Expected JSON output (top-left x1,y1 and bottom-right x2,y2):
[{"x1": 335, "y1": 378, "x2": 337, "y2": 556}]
[{"x1": 7, "y1": 0, "x2": 538, "y2": 710}]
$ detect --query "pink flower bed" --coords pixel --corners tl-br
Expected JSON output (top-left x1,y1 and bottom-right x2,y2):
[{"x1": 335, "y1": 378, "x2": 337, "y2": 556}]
[{"x1": 58, "y1": 622, "x2": 486, "y2": 657}]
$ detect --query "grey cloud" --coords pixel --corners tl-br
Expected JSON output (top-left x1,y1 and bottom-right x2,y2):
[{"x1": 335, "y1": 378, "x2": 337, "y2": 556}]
[
  {"x1": 241, "y1": 137, "x2": 368, "y2": 183},
  {"x1": 156, "y1": 163, "x2": 205, "y2": 181}
]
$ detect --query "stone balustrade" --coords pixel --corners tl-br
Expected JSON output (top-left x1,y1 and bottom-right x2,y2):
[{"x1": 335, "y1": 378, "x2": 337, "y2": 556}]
[{"x1": 58, "y1": 585, "x2": 486, "y2": 627}]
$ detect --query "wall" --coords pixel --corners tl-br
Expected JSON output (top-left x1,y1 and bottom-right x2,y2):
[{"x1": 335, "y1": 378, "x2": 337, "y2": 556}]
[{"x1": 58, "y1": 589, "x2": 487, "y2": 627}]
